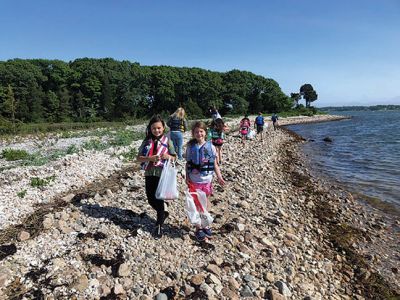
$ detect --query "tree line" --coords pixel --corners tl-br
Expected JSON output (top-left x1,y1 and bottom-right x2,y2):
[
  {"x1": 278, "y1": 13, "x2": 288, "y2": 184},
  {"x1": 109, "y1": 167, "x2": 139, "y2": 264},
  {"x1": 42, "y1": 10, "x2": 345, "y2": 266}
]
[{"x1": 0, "y1": 58, "x2": 297, "y2": 125}]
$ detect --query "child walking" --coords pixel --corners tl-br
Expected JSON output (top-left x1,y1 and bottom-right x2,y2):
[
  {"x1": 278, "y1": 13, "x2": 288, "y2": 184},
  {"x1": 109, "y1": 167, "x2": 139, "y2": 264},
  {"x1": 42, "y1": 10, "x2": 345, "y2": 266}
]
[
  {"x1": 186, "y1": 121, "x2": 225, "y2": 241},
  {"x1": 239, "y1": 115, "x2": 251, "y2": 143},
  {"x1": 137, "y1": 115, "x2": 176, "y2": 239},
  {"x1": 208, "y1": 118, "x2": 226, "y2": 164}
]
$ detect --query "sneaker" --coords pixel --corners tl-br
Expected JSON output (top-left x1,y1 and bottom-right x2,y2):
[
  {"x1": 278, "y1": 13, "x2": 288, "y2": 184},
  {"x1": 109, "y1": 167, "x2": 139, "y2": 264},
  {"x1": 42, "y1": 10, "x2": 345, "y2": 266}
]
[
  {"x1": 202, "y1": 227, "x2": 212, "y2": 238},
  {"x1": 153, "y1": 224, "x2": 162, "y2": 239},
  {"x1": 195, "y1": 229, "x2": 206, "y2": 242}
]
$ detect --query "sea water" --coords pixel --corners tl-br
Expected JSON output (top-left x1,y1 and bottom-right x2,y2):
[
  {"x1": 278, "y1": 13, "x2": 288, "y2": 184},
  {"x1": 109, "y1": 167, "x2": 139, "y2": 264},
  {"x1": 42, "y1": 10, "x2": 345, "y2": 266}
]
[{"x1": 286, "y1": 110, "x2": 400, "y2": 208}]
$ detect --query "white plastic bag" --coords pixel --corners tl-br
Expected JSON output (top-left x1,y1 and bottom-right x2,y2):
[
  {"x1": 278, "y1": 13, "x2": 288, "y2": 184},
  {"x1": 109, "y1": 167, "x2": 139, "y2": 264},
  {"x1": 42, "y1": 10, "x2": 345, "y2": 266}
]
[
  {"x1": 184, "y1": 190, "x2": 213, "y2": 227},
  {"x1": 247, "y1": 130, "x2": 256, "y2": 139},
  {"x1": 155, "y1": 159, "x2": 179, "y2": 200}
]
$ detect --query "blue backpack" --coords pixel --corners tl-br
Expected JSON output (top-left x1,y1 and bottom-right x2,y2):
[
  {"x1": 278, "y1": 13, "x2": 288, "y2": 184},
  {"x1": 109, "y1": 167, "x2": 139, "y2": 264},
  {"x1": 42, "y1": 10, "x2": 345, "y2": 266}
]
[{"x1": 255, "y1": 116, "x2": 264, "y2": 126}]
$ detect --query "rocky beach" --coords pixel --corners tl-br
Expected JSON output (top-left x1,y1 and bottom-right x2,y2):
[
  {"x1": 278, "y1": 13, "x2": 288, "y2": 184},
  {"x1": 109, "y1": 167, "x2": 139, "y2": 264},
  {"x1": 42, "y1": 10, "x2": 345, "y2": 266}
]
[{"x1": 0, "y1": 115, "x2": 399, "y2": 300}]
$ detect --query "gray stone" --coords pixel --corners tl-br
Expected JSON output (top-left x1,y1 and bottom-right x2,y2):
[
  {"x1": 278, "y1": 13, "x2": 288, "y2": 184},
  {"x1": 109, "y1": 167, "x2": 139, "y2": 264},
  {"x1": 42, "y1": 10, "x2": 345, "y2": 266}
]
[
  {"x1": 274, "y1": 281, "x2": 292, "y2": 297},
  {"x1": 155, "y1": 293, "x2": 168, "y2": 300},
  {"x1": 243, "y1": 274, "x2": 254, "y2": 282},
  {"x1": 240, "y1": 285, "x2": 253, "y2": 297}
]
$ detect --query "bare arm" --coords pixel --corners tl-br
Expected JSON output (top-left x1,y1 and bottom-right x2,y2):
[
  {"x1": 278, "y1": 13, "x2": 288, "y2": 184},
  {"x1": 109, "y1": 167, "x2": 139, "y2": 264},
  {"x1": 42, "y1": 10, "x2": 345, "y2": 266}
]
[{"x1": 214, "y1": 161, "x2": 225, "y2": 186}]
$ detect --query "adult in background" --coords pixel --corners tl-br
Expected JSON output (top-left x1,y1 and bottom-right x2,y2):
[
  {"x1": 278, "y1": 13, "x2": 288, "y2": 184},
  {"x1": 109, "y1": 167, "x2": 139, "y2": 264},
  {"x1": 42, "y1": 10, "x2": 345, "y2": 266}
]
[
  {"x1": 271, "y1": 113, "x2": 279, "y2": 130},
  {"x1": 209, "y1": 106, "x2": 221, "y2": 121},
  {"x1": 167, "y1": 107, "x2": 188, "y2": 161},
  {"x1": 254, "y1": 112, "x2": 265, "y2": 141}
]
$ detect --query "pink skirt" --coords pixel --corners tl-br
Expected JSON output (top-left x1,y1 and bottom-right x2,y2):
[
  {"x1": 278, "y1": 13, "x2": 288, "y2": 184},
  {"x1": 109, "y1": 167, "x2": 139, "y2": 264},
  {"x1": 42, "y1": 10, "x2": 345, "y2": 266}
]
[{"x1": 188, "y1": 181, "x2": 213, "y2": 196}]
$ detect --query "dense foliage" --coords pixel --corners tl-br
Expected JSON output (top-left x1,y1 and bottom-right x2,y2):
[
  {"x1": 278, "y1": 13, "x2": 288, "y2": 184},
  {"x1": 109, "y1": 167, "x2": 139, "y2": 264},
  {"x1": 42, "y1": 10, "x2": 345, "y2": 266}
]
[
  {"x1": 300, "y1": 84, "x2": 318, "y2": 108},
  {"x1": 0, "y1": 58, "x2": 292, "y2": 126}
]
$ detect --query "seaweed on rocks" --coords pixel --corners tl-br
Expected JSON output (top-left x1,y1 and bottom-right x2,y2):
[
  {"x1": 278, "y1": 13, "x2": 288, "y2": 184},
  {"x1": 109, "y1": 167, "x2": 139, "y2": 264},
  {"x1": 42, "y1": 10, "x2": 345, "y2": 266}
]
[
  {"x1": 197, "y1": 241, "x2": 215, "y2": 251},
  {"x1": 0, "y1": 243, "x2": 17, "y2": 260},
  {"x1": 4, "y1": 277, "x2": 26, "y2": 300},
  {"x1": 218, "y1": 222, "x2": 235, "y2": 235},
  {"x1": 186, "y1": 288, "x2": 208, "y2": 300},
  {"x1": 159, "y1": 286, "x2": 177, "y2": 299},
  {"x1": 70, "y1": 192, "x2": 91, "y2": 205},
  {"x1": 83, "y1": 248, "x2": 125, "y2": 278},
  {"x1": 25, "y1": 266, "x2": 47, "y2": 282},
  {"x1": 0, "y1": 165, "x2": 140, "y2": 255},
  {"x1": 77, "y1": 231, "x2": 107, "y2": 241},
  {"x1": 99, "y1": 288, "x2": 121, "y2": 300},
  {"x1": 0, "y1": 199, "x2": 69, "y2": 245},
  {"x1": 283, "y1": 128, "x2": 400, "y2": 299}
]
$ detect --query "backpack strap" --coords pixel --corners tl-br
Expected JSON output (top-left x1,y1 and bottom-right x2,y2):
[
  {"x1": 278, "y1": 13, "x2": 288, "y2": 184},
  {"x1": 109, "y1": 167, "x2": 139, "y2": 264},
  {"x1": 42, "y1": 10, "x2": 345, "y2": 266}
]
[{"x1": 140, "y1": 136, "x2": 169, "y2": 170}]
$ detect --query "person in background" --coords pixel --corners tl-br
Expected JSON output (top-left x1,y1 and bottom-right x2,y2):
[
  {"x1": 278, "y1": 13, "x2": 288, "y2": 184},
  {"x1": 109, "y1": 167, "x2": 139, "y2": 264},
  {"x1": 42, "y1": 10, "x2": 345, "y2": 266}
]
[
  {"x1": 167, "y1": 107, "x2": 188, "y2": 161},
  {"x1": 210, "y1": 106, "x2": 222, "y2": 121},
  {"x1": 254, "y1": 112, "x2": 265, "y2": 141},
  {"x1": 239, "y1": 115, "x2": 251, "y2": 143},
  {"x1": 186, "y1": 121, "x2": 225, "y2": 241},
  {"x1": 271, "y1": 113, "x2": 279, "y2": 130},
  {"x1": 208, "y1": 118, "x2": 226, "y2": 164},
  {"x1": 137, "y1": 115, "x2": 176, "y2": 239}
]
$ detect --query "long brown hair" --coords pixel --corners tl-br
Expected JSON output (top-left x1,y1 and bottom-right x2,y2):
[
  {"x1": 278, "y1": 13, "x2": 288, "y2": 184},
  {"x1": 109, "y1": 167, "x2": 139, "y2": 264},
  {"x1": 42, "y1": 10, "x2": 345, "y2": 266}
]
[{"x1": 187, "y1": 121, "x2": 208, "y2": 146}]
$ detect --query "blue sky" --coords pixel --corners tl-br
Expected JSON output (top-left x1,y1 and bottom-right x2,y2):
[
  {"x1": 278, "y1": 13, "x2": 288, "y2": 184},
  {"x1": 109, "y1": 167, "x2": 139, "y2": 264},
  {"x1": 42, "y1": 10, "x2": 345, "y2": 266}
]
[{"x1": 1, "y1": 0, "x2": 399, "y2": 107}]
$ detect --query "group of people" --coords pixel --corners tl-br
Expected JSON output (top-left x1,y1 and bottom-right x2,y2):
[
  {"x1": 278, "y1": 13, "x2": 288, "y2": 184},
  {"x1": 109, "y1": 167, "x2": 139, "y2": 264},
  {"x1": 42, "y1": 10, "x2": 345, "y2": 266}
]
[
  {"x1": 239, "y1": 112, "x2": 279, "y2": 142},
  {"x1": 136, "y1": 107, "x2": 278, "y2": 241},
  {"x1": 137, "y1": 107, "x2": 225, "y2": 241}
]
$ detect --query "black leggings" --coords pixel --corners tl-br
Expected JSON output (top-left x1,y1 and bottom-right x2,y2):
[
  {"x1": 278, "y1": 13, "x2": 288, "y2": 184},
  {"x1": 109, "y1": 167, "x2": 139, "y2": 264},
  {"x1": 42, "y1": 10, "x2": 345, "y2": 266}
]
[{"x1": 145, "y1": 176, "x2": 165, "y2": 225}]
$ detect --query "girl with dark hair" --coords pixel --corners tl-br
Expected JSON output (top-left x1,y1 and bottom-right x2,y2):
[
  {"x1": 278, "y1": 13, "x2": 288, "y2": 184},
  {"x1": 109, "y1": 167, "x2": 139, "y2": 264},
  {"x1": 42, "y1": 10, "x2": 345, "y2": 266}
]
[{"x1": 137, "y1": 115, "x2": 176, "y2": 238}]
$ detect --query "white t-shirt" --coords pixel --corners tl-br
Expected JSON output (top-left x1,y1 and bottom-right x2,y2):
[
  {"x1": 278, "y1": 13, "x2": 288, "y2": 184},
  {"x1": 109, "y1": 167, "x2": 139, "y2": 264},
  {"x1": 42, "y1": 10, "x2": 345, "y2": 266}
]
[{"x1": 212, "y1": 112, "x2": 222, "y2": 120}]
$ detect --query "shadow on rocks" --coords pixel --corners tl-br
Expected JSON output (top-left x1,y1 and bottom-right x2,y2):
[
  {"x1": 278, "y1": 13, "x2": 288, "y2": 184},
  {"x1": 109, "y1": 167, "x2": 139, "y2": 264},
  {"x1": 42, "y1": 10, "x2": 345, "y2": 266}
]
[{"x1": 72, "y1": 200, "x2": 183, "y2": 239}]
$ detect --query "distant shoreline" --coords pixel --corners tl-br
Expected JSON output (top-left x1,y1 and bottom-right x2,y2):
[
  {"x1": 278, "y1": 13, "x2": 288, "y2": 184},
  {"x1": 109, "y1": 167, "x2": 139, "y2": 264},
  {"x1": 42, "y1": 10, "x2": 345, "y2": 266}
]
[
  {"x1": 279, "y1": 114, "x2": 351, "y2": 126},
  {"x1": 319, "y1": 104, "x2": 400, "y2": 112}
]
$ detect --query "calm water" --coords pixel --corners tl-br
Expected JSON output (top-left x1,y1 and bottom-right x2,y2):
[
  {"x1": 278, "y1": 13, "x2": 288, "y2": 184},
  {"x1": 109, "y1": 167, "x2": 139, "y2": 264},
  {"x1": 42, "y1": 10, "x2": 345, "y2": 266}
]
[{"x1": 287, "y1": 111, "x2": 400, "y2": 208}]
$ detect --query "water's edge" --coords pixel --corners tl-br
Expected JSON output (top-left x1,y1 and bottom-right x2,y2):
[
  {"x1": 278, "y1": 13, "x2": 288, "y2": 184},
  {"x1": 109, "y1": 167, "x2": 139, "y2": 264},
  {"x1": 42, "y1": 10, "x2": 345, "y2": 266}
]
[{"x1": 282, "y1": 124, "x2": 400, "y2": 218}]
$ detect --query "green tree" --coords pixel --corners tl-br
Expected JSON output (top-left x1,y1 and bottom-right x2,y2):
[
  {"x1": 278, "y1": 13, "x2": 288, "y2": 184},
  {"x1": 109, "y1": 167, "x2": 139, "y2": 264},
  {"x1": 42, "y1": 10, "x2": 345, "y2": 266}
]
[
  {"x1": 57, "y1": 87, "x2": 72, "y2": 122},
  {"x1": 300, "y1": 84, "x2": 318, "y2": 107},
  {"x1": 43, "y1": 91, "x2": 60, "y2": 122},
  {"x1": 185, "y1": 98, "x2": 204, "y2": 118},
  {"x1": 1, "y1": 85, "x2": 18, "y2": 132},
  {"x1": 291, "y1": 93, "x2": 301, "y2": 107}
]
